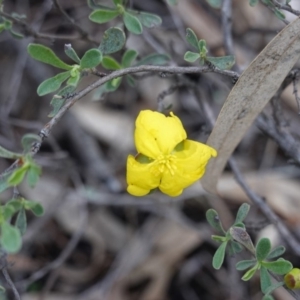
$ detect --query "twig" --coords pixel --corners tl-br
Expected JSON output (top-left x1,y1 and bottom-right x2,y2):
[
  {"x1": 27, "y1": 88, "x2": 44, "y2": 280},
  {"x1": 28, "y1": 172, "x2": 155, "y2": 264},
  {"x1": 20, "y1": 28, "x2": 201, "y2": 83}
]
[
  {"x1": 221, "y1": 0, "x2": 234, "y2": 56},
  {"x1": 256, "y1": 114, "x2": 300, "y2": 165},
  {"x1": 260, "y1": 0, "x2": 289, "y2": 25},
  {"x1": 271, "y1": 0, "x2": 300, "y2": 16},
  {"x1": 0, "y1": 254, "x2": 21, "y2": 300},
  {"x1": 229, "y1": 157, "x2": 300, "y2": 256},
  {"x1": 0, "y1": 10, "x2": 97, "y2": 44},
  {"x1": 29, "y1": 65, "x2": 238, "y2": 155},
  {"x1": 53, "y1": 0, "x2": 98, "y2": 45}
]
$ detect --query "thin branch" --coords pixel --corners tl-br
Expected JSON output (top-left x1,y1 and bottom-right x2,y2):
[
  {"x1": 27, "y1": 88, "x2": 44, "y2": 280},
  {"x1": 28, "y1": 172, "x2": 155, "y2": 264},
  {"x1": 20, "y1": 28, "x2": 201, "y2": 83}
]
[
  {"x1": 259, "y1": 0, "x2": 289, "y2": 25},
  {"x1": 0, "y1": 10, "x2": 98, "y2": 44},
  {"x1": 271, "y1": 0, "x2": 300, "y2": 16},
  {"x1": 221, "y1": 0, "x2": 234, "y2": 56},
  {"x1": 30, "y1": 65, "x2": 238, "y2": 154},
  {"x1": 0, "y1": 255, "x2": 21, "y2": 300},
  {"x1": 53, "y1": 0, "x2": 98, "y2": 44},
  {"x1": 229, "y1": 157, "x2": 300, "y2": 256}
]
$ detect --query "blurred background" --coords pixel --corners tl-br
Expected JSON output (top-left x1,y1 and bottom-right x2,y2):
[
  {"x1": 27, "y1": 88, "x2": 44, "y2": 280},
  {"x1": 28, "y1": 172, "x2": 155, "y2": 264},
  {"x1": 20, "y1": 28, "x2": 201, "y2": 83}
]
[{"x1": 1, "y1": 0, "x2": 300, "y2": 299}]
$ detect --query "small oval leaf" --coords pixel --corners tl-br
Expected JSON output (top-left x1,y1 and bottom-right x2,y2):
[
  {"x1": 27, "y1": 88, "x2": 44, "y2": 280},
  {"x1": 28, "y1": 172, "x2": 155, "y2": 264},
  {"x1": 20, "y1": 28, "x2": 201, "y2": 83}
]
[
  {"x1": 122, "y1": 49, "x2": 138, "y2": 68},
  {"x1": 212, "y1": 242, "x2": 227, "y2": 269},
  {"x1": 256, "y1": 238, "x2": 271, "y2": 261},
  {"x1": 184, "y1": 51, "x2": 200, "y2": 63},
  {"x1": 89, "y1": 8, "x2": 119, "y2": 24},
  {"x1": 80, "y1": 49, "x2": 103, "y2": 69},
  {"x1": 1, "y1": 222, "x2": 22, "y2": 253},
  {"x1": 206, "y1": 55, "x2": 235, "y2": 70},
  {"x1": 27, "y1": 44, "x2": 72, "y2": 70},
  {"x1": 99, "y1": 27, "x2": 126, "y2": 55},
  {"x1": 102, "y1": 56, "x2": 121, "y2": 70},
  {"x1": 123, "y1": 11, "x2": 143, "y2": 34},
  {"x1": 37, "y1": 71, "x2": 71, "y2": 96},
  {"x1": 186, "y1": 28, "x2": 199, "y2": 51}
]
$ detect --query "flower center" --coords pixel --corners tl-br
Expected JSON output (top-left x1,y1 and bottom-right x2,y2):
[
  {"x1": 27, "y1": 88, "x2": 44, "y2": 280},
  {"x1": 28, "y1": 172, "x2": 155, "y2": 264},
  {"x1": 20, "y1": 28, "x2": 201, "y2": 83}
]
[{"x1": 151, "y1": 154, "x2": 177, "y2": 177}]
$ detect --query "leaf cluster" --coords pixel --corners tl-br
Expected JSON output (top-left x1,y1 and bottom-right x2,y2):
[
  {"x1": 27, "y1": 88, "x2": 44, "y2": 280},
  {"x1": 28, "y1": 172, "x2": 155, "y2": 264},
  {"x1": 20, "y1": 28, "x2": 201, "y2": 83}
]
[
  {"x1": 184, "y1": 28, "x2": 235, "y2": 70},
  {"x1": 88, "y1": 0, "x2": 162, "y2": 35},
  {"x1": 0, "y1": 197, "x2": 44, "y2": 253},
  {"x1": 207, "y1": 203, "x2": 293, "y2": 300},
  {"x1": 27, "y1": 27, "x2": 126, "y2": 116}
]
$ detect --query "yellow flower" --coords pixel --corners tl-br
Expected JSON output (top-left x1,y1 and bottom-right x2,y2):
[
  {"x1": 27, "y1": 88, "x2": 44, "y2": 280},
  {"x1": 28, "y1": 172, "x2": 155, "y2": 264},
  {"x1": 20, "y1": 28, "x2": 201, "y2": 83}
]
[
  {"x1": 126, "y1": 110, "x2": 217, "y2": 197},
  {"x1": 284, "y1": 268, "x2": 300, "y2": 289}
]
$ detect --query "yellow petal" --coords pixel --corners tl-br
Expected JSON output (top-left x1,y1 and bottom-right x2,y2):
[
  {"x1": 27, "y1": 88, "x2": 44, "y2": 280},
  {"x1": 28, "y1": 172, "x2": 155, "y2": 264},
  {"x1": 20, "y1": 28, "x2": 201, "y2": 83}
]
[
  {"x1": 126, "y1": 155, "x2": 161, "y2": 196},
  {"x1": 159, "y1": 140, "x2": 217, "y2": 196},
  {"x1": 284, "y1": 268, "x2": 300, "y2": 289},
  {"x1": 134, "y1": 110, "x2": 187, "y2": 158}
]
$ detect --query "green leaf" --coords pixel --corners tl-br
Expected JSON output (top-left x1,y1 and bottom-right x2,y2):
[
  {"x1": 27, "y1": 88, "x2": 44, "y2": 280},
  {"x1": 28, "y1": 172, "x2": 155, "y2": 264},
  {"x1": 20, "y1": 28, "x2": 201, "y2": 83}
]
[
  {"x1": 274, "y1": 8, "x2": 285, "y2": 20},
  {"x1": 24, "y1": 200, "x2": 44, "y2": 216},
  {"x1": 199, "y1": 40, "x2": 208, "y2": 57},
  {"x1": 256, "y1": 238, "x2": 271, "y2": 261},
  {"x1": 131, "y1": 11, "x2": 162, "y2": 28},
  {"x1": 37, "y1": 71, "x2": 71, "y2": 96},
  {"x1": 242, "y1": 265, "x2": 258, "y2": 281},
  {"x1": 8, "y1": 167, "x2": 28, "y2": 186},
  {"x1": 135, "y1": 53, "x2": 170, "y2": 66},
  {"x1": 0, "y1": 145, "x2": 22, "y2": 159},
  {"x1": 64, "y1": 44, "x2": 81, "y2": 64},
  {"x1": 261, "y1": 266, "x2": 272, "y2": 294},
  {"x1": 229, "y1": 226, "x2": 255, "y2": 254},
  {"x1": 113, "y1": 0, "x2": 123, "y2": 5},
  {"x1": 184, "y1": 51, "x2": 200, "y2": 63},
  {"x1": 67, "y1": 72, "x2": 81, "y2": 87},
  {"x1": 236, "y1": 259, "x2": 257, "y2": 271},
  {"x1": 107, "y1": 77, "x2": 122, "y2": 89},
  {"x1": 102, "y1": 56, "x2": 121, "y2": 70},
  {"x1": 21, "y1": 134, "x2": 42, "y2": 153},
  {"x1": 80, "y1": 49, "x2": 102, "y2": 69},
  {"x1": 126, "y1": 75, "x2": 135, "y2": 87},
  {"x1": 3, "y1": 205, "x2": 17, "y2": 220},
  {"x1": 206, "y1": 0, "x2": 222, "y2": 8},
  {"x1": 206, "y1": 55, "x2": 235, "y2": 70},
  {"x1": 89, "y1": 8, "x2": 119, "y2": 24},
  {"x1": 186, "y1": 28, "x2": 199, "y2": 51},
  {"x1": 99, "y1": 27, "x2": 126, "y2": 55},
  {"x1": 4, "y1": 20, "x2": 12, "y2": 29},
  {"x1": 123, "y1": 11, "x2": 143, "y2": 34},
  {"x1": 48, "y1": 85, "x2": 75, "y2": 117},
  {"x1": 0, "y1": 173, "x2": 11, "y2": 193},
  {"x1": 267, "y1": 245, "x2": 286, "y2": 260},
  {"x1": 249, "y1": 0, "x2": 259, "y2": 6},
  {"x1": 1, "y1": 222, "x2": 22, "y2": 253},
  {"x1": 27, "y1": 163, "x2": 41, "y2": 188},
  {"x1": 122, "y1": 49, "x2": 138, "y2": 68},
  {"x1": 233, "y1": 222, "x2": 245, "y2": 228},
  {"x1": 262, "y1": 259, "x2": 293, "y2": 275},
  {"x1": 5, "y1": 200, "x2": 22, "y2": 215},
  {"x1": 0, "y1": 285, "x2": 5, "y2": 294},
  {"x1": 206, "y1": 209, "x2": 225, "y2": 234},
  {"x1": 212, "y1": 242, "x2": 227, "y2": 269},
  {"x1": 27, "y1": 44, "x2": 72, "y2": 70},
  {"x1": 211, "y1": 235, "x2": 227, "y2": 242},
  {"x1": 16, "y1": 208, "x2": 27, "y2": 236},
  {"x1": 234, "y1": 203, "x2": 250, "y2": 224}
]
